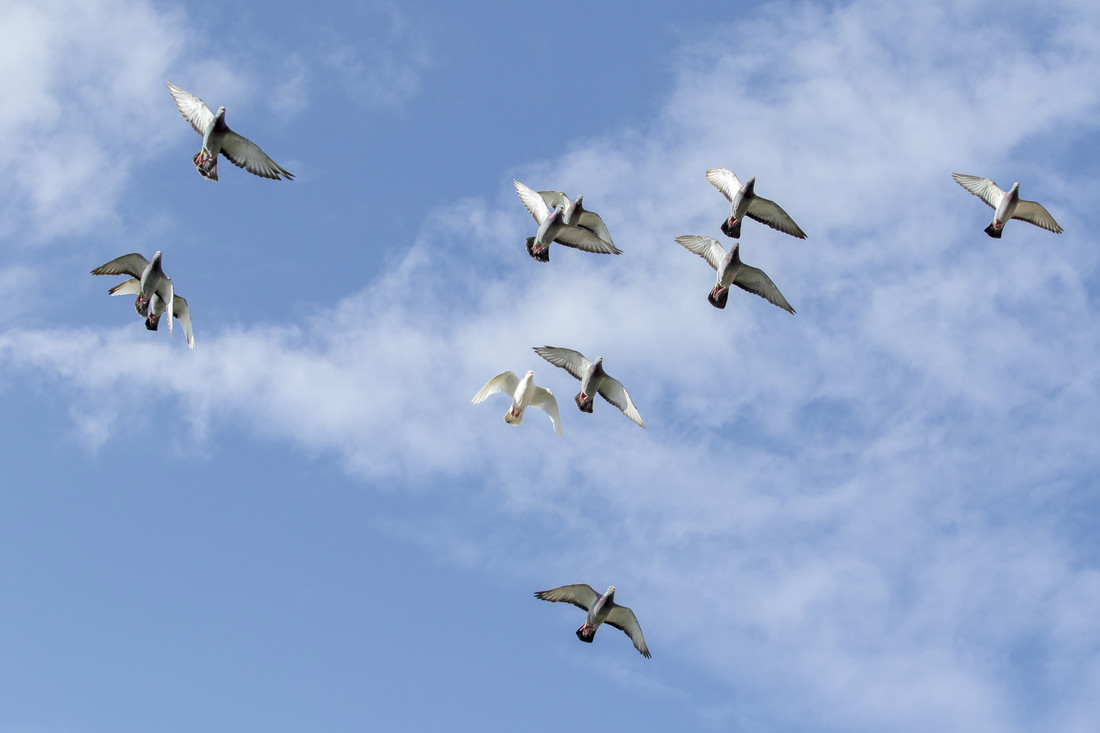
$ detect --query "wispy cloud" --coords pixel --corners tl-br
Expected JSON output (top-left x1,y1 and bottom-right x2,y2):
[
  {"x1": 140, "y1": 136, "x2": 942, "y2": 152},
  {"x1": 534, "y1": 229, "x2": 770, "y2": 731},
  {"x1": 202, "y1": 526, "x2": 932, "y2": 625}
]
[{"x1": 2, "y1": 1, "x2": 1099, "y2": 731}]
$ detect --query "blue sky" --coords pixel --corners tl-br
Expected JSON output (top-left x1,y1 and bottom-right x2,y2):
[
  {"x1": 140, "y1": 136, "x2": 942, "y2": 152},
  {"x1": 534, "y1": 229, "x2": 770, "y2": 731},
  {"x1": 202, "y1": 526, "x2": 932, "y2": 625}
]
[{"x1": 2, "y1": 0, "x2": 1099, "y2": 731}]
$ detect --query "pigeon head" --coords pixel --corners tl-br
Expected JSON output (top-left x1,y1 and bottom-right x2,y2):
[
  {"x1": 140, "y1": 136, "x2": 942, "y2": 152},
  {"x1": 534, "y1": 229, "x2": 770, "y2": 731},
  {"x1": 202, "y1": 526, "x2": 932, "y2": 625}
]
[
  {"x1": 526, "y1": 370, "x2": 534, "y2": 377},
  {"x1": 743, "y1": 176, "x2": 756, "y2": 194},
  {"x1": 605, "y1": 585, "x2": 616, "y2": 597}
]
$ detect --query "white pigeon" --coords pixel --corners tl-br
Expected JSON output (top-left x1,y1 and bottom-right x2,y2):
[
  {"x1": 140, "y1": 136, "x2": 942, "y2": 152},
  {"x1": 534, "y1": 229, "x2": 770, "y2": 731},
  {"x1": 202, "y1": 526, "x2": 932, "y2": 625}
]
[
  {"x1": 472, "y1": 370, "x2": 562, "y2": 437},
  {"x1": 166, "y1": 82, "x2": 294, "y2": 182},
  {"x1": 951, "y1": 173, "x2": 1063, "y2": 238},
  {"x1": 536, "y1": 190, "x2": 617, "y2": 249},
  {"x1": 514, "y1": 180, "x2": 622, "y2": 262},
  {"x1": 107, "y1": 278, "x2": 195, "y2": 349},
  {"x1": 91, "y1": 251, "x2": 175, "y2": 336},
  {"x1": 675, "y1": 235, "x2": 795, "y2": 313},
  {"x1": 533, "y1": 346, "x2": 645, "y2": 428},
  {"x1": 535, "y1": 584, "x2": 651, "y2": 658},
  {"x1": 705, "y1": 168, "x2": 806, "y2": 239}
]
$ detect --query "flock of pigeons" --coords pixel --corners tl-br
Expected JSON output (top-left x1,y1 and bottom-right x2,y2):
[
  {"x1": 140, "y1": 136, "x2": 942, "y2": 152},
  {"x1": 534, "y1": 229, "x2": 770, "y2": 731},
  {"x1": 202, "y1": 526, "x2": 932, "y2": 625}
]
[{"x1": 88, "y1": 83, "x2": 1064, "y2": 659}]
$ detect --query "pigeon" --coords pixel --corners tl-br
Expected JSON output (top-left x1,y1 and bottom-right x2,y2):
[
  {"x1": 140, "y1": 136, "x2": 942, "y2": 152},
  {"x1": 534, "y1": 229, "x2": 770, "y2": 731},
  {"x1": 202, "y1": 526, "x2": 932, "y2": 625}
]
[
  {"x1": 166, "y1": 82, "x2": 294, "y2": 182},
  {"x1": 705, "y1": 168, "x2": 806, "y2": 239},
  {"x1": 534, "y1": 584, "x2": 650, "y2": 658},
  {"x1": 91, "y1": 251, "x2": 175, "y2": 336},
  {"x1": 533, "y1": 346, "x2": 645, "y2": 428},
  {"x1": 514, "y1": 180, "x2": 622, "y2": 262},
  {"x1": 675, "y1": 235, "x2": 795, "y2": 313},
  {"x1": 472, "y1": 370, "x2": 562, "y2": 437},
  {"x1": 536, "y1": 190, "x2": 617, "y2": 249},
  {"x1": 951, "y1": 173, "x2": 1063, "y2": 238},
  {"x1": 107, "y1": 278, "x2": 195, "y2": 349}
]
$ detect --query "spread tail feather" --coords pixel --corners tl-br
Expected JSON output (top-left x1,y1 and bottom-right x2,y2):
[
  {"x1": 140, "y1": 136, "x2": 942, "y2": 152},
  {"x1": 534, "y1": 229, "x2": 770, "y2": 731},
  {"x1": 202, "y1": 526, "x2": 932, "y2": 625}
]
[
  {"x1": 708, "y1": 286, "x2": 729, "y2": 309},
  {"x1": 576, "y1": 625, "x2": 596, "y2": 643},
  {"x1": 575, "y1": 393, "x2": 594, "y2": 413},
  {"x1": 721, "y1": 218, "x2": 741, "y2": 238},
  {"x1": 984, "y1": 223, "x2": 1003, "y2": 238},
  {"x1": 504, "y1": 408, "x2": 523, "y2": 426},
  {"x1": 193, "y1": 151, "x2": 218, "y2": 182}
]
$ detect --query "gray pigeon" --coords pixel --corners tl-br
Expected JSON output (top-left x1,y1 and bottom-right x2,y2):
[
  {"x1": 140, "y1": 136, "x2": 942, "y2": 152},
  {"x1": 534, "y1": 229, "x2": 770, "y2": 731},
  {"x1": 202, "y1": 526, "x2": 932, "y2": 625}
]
[
  {"x1": 166, "y1": 82, "x2": 294, "y2": 182},
  {"x1": 536, "y1": 190, "x2": 617, "y2": 249},
  {"x1": 534, "y1": 584, "x2": 651, "y2": 658},
  {"x1": 952, "y1": 173, "x2": 1062, "y2": 238},
  {"x1": 533, "y1": 346, "x2": 645, "y2": 428},
  {"x1": 91, "y1": 251, "x2": 176, "y2": 336},
  {"x1": 472, "y1": 369, "x2": 562, "y2": 437},
  {"x1": 676, "y1": 235, "x2": 795, "y2": 313},
  {"x1": 705, "y1": 168, "x2": 806, "y2": 239},
  {"x1": 514, "y1": 180, "x2": 622, "y2": 262}
]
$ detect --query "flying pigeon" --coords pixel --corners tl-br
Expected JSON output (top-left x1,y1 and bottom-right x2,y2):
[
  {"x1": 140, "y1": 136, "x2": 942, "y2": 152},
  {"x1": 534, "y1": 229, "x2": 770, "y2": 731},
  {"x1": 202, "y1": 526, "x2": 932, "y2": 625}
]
[
  {"x1": 533, "y1": 346, "x2": 645, "y2": 428},
  {"x1": 106, "y1": 277, "x2": 195, "y2": 349},
  {"x1": 514, "y1": 180, "x2": 622, "y2": 262},
  {"x1": 675, "y1": 235, "x2": 795, "y2": 313},
  {"x1": 166, "y1": 82, "x2": 294, "y2": 182},
  {"x1": 91, "y1": 251, "x2": 176, "y2": 336},
  {"x1": 534, "y1": 584, "x2": 651, "y2": 658},
  {"x1": 472, "y1": 370, "x2": 562, "y2": 437},
  {"x1": 536, "y1": 190, "x2": 617, "y2": 249},
  {"x1": 705, "y1": 168, "x2": 806, "y2": 239},
  {"x1": 951, "y1": 173, "x2": 1063, "y2": 238}
]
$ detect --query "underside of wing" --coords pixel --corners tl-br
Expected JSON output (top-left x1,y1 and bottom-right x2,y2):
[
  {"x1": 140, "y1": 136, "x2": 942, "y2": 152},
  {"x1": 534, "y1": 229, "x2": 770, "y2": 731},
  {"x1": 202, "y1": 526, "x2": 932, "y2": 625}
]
[
  {"x1": 705, "y1": 167, "x2": 741, "y2": 202},
  {"x1": 552, "y1": 224, "x2": 622, "y2": 254},
  {"x1": 1013, "y1": 200, "x2": 1063, "y2": 233},
  {"x1": 952, "y1": 173, "x2": 1003, "y2": 209},
  {"x1": 515, "y1": 180, "x2": 550, "y2": 224},
  {"x1": 530, "y1": 386, "x2": 563, "y2": 437},
  {"x1": 675, "y1": 235, "x2": 725, "y2": 271},
  {"x1": 734, "y1": 265, "x2": 796, "y2": 313},
  {"x1": 166, "y1": 82, "x2": 214, "y2": 136},
  {"x1": 533, "y1": 346, "x2": 590, "y2": 381},
  {"x1": 538, "y1": 190, "x2": 571, "y2": 211},
  {"x1": 598, "y1": 377, "x2": 646, "y2": 428},
  {"x1": 746, "y1": 197, "x2": 807, "y2": 239},
  {"x1": 221, "y1": 130, "x2": 294, "y2": 180},
  {"x1": 472, "y1": 371, "x2": 520, "y2": 404},
  {"x1": 605, "y1": 605, "x2": 651, "y2": 658},
  {"x1": 534, "y1": 584, "x2": 599, "y2": 611},
  {"x1": 90, "y1": 253, "x2": 149, "y2": 279},
  {"x1": 171, "y1": 295, "x2": 195, "y2": 349},
  {"x1": 575, "y1": 211, "x2": 616, "y2": 248},
  {"x1": 106, "y1": 277, "x2": 142, "y2": 296}
]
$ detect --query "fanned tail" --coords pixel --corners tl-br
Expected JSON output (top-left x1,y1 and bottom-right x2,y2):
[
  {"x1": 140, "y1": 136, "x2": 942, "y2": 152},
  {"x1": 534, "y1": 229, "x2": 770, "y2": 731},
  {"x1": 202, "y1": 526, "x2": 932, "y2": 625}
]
[
  {"x1": 984, "y1": 223, "x2": 1003, "y2": 238},
  {"x1": 708, "y1": 286, "x2": 729, "y2": 309},
  {"x1": 525, "y1": 237, "x2": 549, "y2": 262},
  {"x1": 575, "y1": 393, "x2": 594, "y2": 413},
  {"x1": 193, "y1": 150, "x2": 219, "y2": 182},
  {"x1": 576, "y1": 625, "x2": 596, "y2": 643},
  {"x1": 721, "y1": 218, "x2": 741, "y2": 238}
]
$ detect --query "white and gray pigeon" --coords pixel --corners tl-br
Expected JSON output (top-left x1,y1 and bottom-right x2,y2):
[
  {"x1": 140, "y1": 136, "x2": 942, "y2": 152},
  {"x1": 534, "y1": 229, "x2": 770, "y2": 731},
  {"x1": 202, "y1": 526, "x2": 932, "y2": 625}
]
[
  {"x1": 675, "y1": 235, "x2": 795, "y2": 313},
  {"x1": 514, "y1": 180, "x2": 622, "y2": 262},
  {"x1": 534, "y1": 584, "x2": 651, "y2": 658},
  {"x1": 951, "y1": 173, "x2": 1063, "y2": 238},
  {"x1": 536, "y1": 190, "x2": 617, "y2": 250},
  {"x1": 533, "y1": 346, "x2": 645, "y2": 428},
  {"x1": 166, "y1": 82, "x2": 294, "y2": 182},
  {"x1": 472, "y1": 369, "x2": 562, "y2": 437},
  {"x1": 91, "y1": 251, "x2": 176, "y2": 336},
  {"x1": 106, "y1": 277, "x2": 195, "y2": 349},
  {"x1": 705, "y1": 168, "x2": 806, "y2": 240}
]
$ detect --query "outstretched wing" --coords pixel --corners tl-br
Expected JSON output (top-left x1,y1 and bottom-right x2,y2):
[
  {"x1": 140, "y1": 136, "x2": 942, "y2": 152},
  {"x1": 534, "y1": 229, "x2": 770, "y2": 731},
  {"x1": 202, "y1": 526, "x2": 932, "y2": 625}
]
[
  {"x1": 538, "y1": 190, "x2": 571, "y2": 211},
  {"x1": 596, "y1": 376, "x2": 646, "y2": 429},
  {"x1": 534, "y1": 584, "x2": 599, "y2": 611},
  {"x1": 705, "y1": 167, "x2": 741, "y2": 202},
  {"x1": 171, "y1": 295, "x2": 195, "y2": 350},
  {"x1": 733, "y1": 265, "x2": 796, "y2": 314},
  {"x1": 533, "y1": 346, "x2": 591, "y2": 382},
  {"x1": 107, "y1": 277, "x2": 142, "y2": 296},
  {"x1": 91, "y1": 253, "x2": 149, "y2": 279},
  {"x1": 605, "y1": 605, "x2": 651, "y2": 658},
  {"x1": 530, "y1": 386, "x2": 563, "y2": 438},
  {"x1": 675, "y1": 235, "x2": 726, "y2": 271},
  {"x1": 220, "y1": 130, "x2": 294, "y2": 180},
  {"x1": 515, "y1": 180, "x2": 551, "y2": 224},
  {"x1": 552, "y1": 224, "x2": 622, "y2": 255},
  {"x1": 745, "y1": 196, "x2": 807, "y2": 239},
  {"x1": 472, "y1": 371, "x2": 520, "y2": 404},
  {"x1": 166, "y1": 83, "x2": 214, "y2": 136},
  {"x1": 952, "y1": 173, "x2": 1004, "y2": 209},
  {"x1": 1013, "y1": 200, "x2": 1063, "y2": 234}
]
